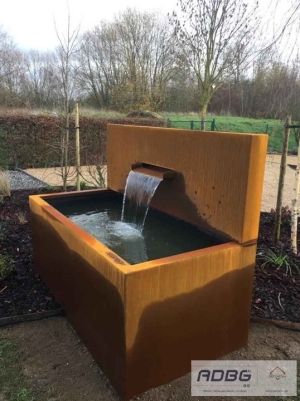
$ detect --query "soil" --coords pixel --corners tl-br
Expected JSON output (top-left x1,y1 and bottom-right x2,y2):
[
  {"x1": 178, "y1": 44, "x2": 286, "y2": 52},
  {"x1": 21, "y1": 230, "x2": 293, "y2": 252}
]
[
  {"x1": 0, "y1": 189, "x2": 59, "y2": 318},
  {"x1": 0, "y1": 188, "x2": 300, "y2": 322},
  {"x1": 252, "y1": 211, "x2": 300, "y2": 323},
  {"x1": 1, "y1": 318, "x2": 299, "y2": 401}
]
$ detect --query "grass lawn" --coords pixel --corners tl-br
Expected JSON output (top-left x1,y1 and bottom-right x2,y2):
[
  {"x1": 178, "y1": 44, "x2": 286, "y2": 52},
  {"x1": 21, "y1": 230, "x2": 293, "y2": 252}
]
[
  {"x1": 163, "y1": 113, "x2": 298, "y2": 153},
  {"x1": 0, "y1": 337, "x2": 35, "y2": 401},
  {"x1": 78, "y1": 108, "x2": 125, "y2": 119}
]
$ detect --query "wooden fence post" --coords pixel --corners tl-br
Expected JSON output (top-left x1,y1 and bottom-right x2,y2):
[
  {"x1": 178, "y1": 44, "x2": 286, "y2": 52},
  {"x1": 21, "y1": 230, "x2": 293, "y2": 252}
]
[
  {"x1": 75, "y1": 103, "x2": 80, "y2": 191},
  {"x1": 273, "y1": 114, "x2": 291, "y2": 244},
  {"x1": 291, "y1": 128, "x2": 300, "y2": 254}
]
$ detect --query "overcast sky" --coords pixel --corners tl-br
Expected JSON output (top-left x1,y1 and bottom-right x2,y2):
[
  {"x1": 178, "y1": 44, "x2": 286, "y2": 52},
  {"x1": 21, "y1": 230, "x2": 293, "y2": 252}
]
[
  {"x1": 0, "y1": 0, "x2": 298, "y2": 57},
  {"x1": 0, "y1": 0, "x2": 176, "y2": 52}
]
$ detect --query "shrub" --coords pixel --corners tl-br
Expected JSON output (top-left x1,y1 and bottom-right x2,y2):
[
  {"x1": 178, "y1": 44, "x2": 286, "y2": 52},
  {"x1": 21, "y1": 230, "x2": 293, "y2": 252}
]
[
  {"x1": 126, "y1": 110, "x2": 163, "y2": 119},
  {"x1": 82, "y1": 163, "x2": 107, "y2": 188},
  {"x1": 258, "y1": 248, "x2": 299, "y2": 276},
  {"x1": 79, "y1": 181, "x2": 88, "y2": 190},
  {"x1": 45, "y1": 184, "x2": 59, "y2": 192},
  {"x1": 0, "y1": 254, "x2": 15, "y2": 279},
  {"x1": 0, "y1": 169, "x2": 10, "y2": 197},
  {"x1": 15, "y1": 212, "x2": 27, "y2": 225}
]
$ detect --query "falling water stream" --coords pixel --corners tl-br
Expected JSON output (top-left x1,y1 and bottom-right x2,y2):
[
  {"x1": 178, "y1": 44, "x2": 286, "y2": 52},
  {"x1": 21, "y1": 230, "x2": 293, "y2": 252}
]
[{"x1": 121, "y1": 170, "x2": 163, "y2": 231}]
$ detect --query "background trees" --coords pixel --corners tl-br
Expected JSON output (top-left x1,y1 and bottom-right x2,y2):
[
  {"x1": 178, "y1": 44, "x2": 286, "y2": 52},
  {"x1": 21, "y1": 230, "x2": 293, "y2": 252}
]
[
  {"x1": 0, "y1": 27, "x2": 27, "y2": 107},
  {"x1": 0, "y1": 4, "x2": 300, "y2": 120},
  {"x1": 170, "y1": 0, "x2": 260, "y2": 126},
  {"x1": 24, "y1": 50, "x2": 59, "y2": 109},
  {"x1": 78, "y1": 9, "x2": 175, "y2": 111}
]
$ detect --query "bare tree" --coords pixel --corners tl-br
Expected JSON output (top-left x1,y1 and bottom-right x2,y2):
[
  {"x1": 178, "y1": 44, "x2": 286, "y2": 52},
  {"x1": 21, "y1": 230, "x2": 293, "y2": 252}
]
[
  {"x1": 54, "y1": 12, "x2": 80, "y2": 190},
  {"x1": 170, "y1": 0, "x2": 260, "y2": 128},
  {"x1": 0, "y1": 27, "x2": 27, "y2": 107},
  {"x1": 23, "y1": 50, "x2": 60, "y2": 109},
  {"x1": 78, "y1": 9, "x2": 175, "y2": 111},
  {"x1": 77, "y1": 22, "x2": 121, "y2": 109}
]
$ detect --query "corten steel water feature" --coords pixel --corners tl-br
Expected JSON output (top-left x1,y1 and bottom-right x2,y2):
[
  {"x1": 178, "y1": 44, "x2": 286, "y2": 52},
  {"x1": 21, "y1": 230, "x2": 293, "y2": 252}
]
[{"x1": 30, "y1": 125, "x2": 268, "y2": 400}]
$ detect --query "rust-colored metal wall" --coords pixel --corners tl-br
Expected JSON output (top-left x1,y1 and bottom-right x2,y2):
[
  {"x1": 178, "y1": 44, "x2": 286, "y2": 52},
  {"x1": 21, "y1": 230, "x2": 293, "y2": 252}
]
[
  {"x1": 124, "y1": 243, "x2": 256, "y2": 398},
  {"x1": 107, "y1": 125, "x2": 268, "y2": 244},
  {"x1": 30, "y1": 190, "x2": 256, "y2": 400},
  {"x1": 30, "y1": 191, "x2": 128, "y2": 395}
]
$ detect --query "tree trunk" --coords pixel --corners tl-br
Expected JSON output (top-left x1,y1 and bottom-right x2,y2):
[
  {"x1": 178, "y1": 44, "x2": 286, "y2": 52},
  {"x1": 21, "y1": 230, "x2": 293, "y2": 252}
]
[
  {"x1": 200, "y1": 104, "x2": 208, "y2": 131},
  {"x1": 75, "y1": 103, "x2": 80, "y2": 191},
  {"x1": 291, "y1": 130, "x2": 300, "y2": 254},
  {"x1": 63, "y1": 112, "x2": 70, "y2": 192},
  {"x1": 273, "y1": 114, "x2": 291, "y2": 244}
]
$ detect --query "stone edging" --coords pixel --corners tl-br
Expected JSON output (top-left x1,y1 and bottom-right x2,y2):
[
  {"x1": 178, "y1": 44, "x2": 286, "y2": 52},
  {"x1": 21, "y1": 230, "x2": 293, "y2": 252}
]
[
  {"x1": 251, "y1": 316, "x2": 300, "y2": 332},
  {"x1": 0, "y1": 309, "x2": 64, "y2": 327}
]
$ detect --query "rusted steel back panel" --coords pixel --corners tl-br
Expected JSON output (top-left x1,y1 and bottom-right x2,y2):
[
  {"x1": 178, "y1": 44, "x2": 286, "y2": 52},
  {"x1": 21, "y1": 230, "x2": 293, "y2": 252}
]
[{"x1": 107, "y1": 125, "x2": 268, "y2": 244}]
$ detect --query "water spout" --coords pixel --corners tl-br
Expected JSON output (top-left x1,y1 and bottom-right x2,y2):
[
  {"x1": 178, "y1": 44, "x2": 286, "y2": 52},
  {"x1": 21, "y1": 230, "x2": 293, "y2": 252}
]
[{"x1": 121, "y1": 170, "x2": 163, "y2": 231}]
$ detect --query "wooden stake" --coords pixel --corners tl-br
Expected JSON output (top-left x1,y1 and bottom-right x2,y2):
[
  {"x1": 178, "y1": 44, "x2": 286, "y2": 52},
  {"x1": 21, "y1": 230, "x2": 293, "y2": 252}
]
[
  {"x1": 75, "y1": 103, "x2": 80, "y2": 191},
  {"x1": 291, "y1": 128, "x2": 300, "y2": 254},
  {"x1": 273, "y1": 115, "x2": 291, "y2": 244}
]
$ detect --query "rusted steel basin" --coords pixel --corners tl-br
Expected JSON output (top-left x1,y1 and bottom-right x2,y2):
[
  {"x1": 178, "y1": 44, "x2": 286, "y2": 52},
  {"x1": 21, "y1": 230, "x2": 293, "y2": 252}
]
[{"x1": 29, "y1": 125, "x2": 268, "y2": 400}]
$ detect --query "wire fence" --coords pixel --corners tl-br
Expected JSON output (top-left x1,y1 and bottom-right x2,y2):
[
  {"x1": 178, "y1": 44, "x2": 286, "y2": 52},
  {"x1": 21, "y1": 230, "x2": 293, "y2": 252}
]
[
  {"x1": 166, "y1": 118, "x2": 299, "y2": 154},
  {"x1": 167, "y1": 118, "x2": 216, "y2": 131}
]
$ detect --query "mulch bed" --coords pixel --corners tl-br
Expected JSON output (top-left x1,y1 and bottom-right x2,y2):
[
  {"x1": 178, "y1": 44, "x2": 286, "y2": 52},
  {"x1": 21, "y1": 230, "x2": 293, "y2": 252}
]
[
  {"x1": 0, "y1": 190, "x2": 59, "y2": 318},
  {"x1": 252, "y1": 210, "x2": 300, "y2": 323},
  {"x1": 0, "y1": 190, "x2": 299, "y2": 322}
]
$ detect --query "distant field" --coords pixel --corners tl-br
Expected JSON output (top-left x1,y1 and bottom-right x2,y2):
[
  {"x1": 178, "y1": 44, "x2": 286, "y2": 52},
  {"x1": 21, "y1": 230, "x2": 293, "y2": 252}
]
[
  {"x1": 79, "y1": 108, "x2": 125, "y2": 119},
  {"x1": 163, "y1": 113, "x2": 298, "y2": 153}
]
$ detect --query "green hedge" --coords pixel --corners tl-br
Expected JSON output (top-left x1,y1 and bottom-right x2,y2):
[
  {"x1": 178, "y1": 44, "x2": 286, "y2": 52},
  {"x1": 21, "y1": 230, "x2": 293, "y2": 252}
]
[{"x1": 0, "y1": 115, "x2": 165, "y2": 169}]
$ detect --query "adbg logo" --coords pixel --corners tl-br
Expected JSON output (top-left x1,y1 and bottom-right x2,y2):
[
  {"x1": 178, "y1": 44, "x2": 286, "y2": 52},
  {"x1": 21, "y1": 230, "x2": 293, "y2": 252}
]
[
  {"x1": 197, "y1": 369, "x2": 252, "y2": 382},
  {"x1": 269, "y1": 367, "x2": 286, "y2": 381}
]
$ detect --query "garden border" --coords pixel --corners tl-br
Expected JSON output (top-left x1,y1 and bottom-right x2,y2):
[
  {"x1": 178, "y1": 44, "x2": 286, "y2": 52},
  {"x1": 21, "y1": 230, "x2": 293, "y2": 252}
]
[
  {"x1": 0, "y1": 309, "x2": 64, "y2": 327},
  {"x1": 250, "y1": 316, "x2": 300, "y2": 332}
]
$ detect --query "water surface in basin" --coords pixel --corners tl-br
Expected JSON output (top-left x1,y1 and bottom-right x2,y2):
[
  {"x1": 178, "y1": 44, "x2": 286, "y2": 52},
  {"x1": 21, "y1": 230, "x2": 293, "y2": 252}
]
[{"x1": 48, "y1": 196, "x2": 226, "y2": 265}]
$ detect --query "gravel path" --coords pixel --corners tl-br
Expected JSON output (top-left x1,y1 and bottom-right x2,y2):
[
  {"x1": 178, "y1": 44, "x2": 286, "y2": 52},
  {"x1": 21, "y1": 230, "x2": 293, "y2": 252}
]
[
  {"x1": 261, "y1": 154, "x2": 297, "y2": 212},
  {"x1": 7, "y1": 170, "x2": 46, "y2": 190}
]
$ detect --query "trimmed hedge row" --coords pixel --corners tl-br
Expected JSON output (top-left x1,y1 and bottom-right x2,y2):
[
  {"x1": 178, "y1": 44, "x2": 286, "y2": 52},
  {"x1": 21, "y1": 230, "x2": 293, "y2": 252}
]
[{"x1": 0, "y1": 115, "x2": 166, "y2": 169}]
